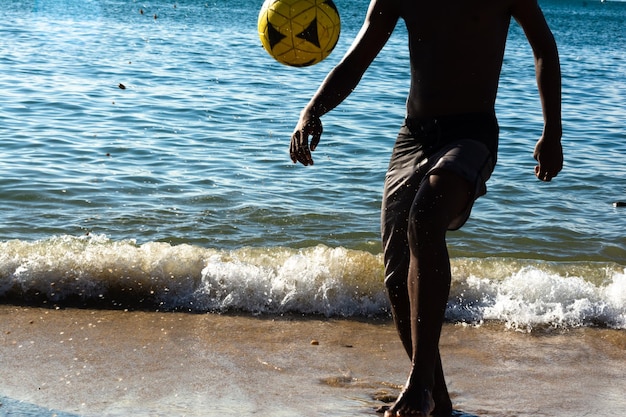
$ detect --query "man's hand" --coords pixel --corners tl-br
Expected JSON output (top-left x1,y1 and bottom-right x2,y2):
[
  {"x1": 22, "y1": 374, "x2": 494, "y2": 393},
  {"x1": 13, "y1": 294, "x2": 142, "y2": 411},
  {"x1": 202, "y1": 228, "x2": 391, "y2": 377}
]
[
  {"x1": 290, "y1": 114, "x2": 323, "y2": 166},
  {"x1": 533, "y1": 134, "x2": 563, "y2": 182}
]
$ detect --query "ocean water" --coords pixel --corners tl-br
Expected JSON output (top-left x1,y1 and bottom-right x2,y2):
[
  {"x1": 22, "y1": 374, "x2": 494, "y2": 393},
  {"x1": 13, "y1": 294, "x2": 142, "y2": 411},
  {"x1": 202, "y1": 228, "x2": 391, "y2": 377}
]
[{"x1": 0, "y1": 0, "x2": 624, "y2": 330}]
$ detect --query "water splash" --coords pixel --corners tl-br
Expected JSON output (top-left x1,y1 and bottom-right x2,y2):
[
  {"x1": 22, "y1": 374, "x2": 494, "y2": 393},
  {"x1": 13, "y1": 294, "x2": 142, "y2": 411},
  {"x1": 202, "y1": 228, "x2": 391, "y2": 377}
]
[{"x1": 1, "y1": 235, "x2": 623, "y2": 330}]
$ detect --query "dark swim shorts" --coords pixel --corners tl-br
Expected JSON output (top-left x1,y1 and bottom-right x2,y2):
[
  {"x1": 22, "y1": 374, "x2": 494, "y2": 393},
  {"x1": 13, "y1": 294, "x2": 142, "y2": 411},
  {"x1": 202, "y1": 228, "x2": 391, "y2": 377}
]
[{"x1": 382, "y1": 112, "x2": 498, "y2": 232}]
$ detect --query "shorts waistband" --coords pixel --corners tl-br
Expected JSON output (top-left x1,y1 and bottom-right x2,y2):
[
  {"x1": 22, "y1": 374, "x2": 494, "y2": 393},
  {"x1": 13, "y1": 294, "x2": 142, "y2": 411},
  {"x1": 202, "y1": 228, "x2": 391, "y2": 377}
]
[
  {"x1": 404, "y1": 112, "x2": 497, "y2": 134},
  {"x1": 401, "y1": 112, "x2": 499, "y2": 158}
]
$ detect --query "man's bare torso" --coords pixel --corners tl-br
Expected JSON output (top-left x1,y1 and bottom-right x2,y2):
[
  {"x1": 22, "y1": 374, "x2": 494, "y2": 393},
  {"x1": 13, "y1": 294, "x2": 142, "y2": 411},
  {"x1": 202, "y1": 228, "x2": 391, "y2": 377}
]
[{"x1": 398, "y1": 0, "x2": 515, "y2": 118}]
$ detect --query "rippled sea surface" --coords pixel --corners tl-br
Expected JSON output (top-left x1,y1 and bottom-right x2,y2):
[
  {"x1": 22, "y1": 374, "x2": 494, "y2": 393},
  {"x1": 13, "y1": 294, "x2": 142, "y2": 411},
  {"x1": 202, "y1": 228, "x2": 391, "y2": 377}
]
[{"x1": 0, "y1": 0, "x2": 624, "y2": 326}]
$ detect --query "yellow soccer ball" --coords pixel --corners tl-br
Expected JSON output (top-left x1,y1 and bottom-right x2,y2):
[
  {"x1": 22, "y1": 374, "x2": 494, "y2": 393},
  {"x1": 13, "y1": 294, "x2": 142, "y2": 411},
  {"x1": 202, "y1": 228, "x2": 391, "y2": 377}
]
[{"x1": 258, "y1": 0, "x2": 341, "y2": 67}]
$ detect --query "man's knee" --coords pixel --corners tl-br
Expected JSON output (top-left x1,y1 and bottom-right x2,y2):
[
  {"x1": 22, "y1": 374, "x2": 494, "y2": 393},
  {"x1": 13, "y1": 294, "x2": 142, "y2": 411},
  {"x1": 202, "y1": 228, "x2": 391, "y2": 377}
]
[
  {"x1": 408, "y1": 171, "x2": 473, "y2": 241},
  {"x1": 407, "y1": 197, "x2": 450, "y2": 244}
]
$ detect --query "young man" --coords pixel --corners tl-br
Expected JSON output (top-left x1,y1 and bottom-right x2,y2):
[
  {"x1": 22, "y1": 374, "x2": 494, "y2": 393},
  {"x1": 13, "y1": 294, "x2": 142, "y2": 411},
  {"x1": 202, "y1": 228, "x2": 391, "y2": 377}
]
[{"x1": 290, "y1": 0, "x2": 562, "y2": 416}]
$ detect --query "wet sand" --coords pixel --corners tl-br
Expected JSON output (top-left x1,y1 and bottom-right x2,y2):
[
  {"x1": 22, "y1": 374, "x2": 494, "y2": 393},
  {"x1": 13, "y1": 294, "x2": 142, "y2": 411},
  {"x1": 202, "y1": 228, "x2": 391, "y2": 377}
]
[{"x1": 1, "y1": 305, "x2": 624, "y2": 417}]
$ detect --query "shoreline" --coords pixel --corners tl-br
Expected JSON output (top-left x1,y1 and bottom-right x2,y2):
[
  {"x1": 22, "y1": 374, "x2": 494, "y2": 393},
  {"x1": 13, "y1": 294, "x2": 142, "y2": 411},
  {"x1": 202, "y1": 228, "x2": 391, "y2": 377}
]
[{"x1": 1, "y1": 305, "x2": 625, "y2": 416}]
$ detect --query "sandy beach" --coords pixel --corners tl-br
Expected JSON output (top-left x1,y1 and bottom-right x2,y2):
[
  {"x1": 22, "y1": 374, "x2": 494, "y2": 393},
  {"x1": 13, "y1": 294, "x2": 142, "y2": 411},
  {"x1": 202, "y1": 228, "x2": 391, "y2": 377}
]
[
  {"x1": 1, "y1": 305, "x2": 624, "y2": 417},
  {"x1": 1, "y1": 1, "x2": 625, "y2": 416}
]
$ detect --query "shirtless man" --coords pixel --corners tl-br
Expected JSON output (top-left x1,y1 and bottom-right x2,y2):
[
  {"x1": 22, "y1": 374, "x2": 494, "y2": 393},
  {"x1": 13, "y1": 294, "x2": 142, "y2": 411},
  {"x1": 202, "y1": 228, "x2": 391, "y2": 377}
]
[{"x1": 290, "y1": 0, "x2": 562, "y2": 416}]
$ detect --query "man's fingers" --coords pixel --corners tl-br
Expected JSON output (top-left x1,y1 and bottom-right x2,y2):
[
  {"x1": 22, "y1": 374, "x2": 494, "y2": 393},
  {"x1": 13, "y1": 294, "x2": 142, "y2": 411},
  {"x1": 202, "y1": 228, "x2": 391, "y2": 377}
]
[
  {"x1": 297, "y1": 134, "x2": 312, "y2": 165},
  {"x1": 310, "y1": 133, "x2": 321, "y2": 151},
  {"x1": 290, "y1": 130, "x2": 315, "y2": 166},
  {"x1": 310, "y1": 122, "x2": 322, "y2": 151},
  {"x1": 535, "y1": 165, "x2": 559, "y2": 182},
  {"x1": 290, "y1": 131, "x2": 300, "y2": 163}
]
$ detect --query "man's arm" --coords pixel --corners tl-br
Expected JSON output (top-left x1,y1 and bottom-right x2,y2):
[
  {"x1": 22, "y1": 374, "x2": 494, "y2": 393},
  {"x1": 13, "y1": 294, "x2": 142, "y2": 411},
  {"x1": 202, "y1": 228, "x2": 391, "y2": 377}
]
[
  {"x1": 290, "y1": 0, "x2": 400, "y2": 166},
  {"x1": 513, "y1": 0, "x2": 563, "y2": 181}
]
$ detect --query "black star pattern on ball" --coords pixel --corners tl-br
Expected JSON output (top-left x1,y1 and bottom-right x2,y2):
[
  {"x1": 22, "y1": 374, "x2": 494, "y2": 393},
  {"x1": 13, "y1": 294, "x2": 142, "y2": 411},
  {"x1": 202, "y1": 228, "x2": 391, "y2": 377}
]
[
  {"x1": 267, "y1": 20, "x2": 286, "y2": 50},
  {"x1": 296, "y1": 17, "x2": 320, "y2": 48},
  {"x1": 323, "y1": 0, "x2": 339, "y2": 15}
]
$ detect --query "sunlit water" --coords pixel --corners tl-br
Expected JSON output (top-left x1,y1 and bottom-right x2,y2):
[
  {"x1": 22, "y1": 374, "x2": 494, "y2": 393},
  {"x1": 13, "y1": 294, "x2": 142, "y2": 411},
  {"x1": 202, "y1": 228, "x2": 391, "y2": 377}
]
[{"x1": 0, "y1": 0, "x2": 624, "y2": 328}]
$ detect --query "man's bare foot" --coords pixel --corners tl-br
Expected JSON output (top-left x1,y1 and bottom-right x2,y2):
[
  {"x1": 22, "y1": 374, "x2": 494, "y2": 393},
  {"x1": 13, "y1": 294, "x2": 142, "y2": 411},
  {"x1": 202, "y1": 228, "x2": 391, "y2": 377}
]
[
  {"x1": 376, "y1": 400, "x2": 452, "y2": 416},
  {"x1": 375, "y1": 383, "x2": 452, "y2": 416},
  {"x1": 383, "y1": 386, "x2": 435, "y2": 417}
]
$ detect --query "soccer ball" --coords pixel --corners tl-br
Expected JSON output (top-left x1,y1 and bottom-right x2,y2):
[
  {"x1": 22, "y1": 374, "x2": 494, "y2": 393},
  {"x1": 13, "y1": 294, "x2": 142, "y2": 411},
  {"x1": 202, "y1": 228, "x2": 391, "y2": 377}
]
[{"x1": 258, "y1": 0, "x2": 341, "y2": 67}]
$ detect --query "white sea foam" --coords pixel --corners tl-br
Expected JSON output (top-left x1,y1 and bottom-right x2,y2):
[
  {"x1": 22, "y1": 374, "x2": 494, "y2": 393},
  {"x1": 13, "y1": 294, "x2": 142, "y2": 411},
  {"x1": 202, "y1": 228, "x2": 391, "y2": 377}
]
[
  {"x1": 196, "y1": 245, "x2": 387, "y2": 316},
  {"x1": 0, "y1": 235, "x2": 624, "y2": 329},
  {"x1": 447, "y1": 265, "x2": 626, "y2": 331}
]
